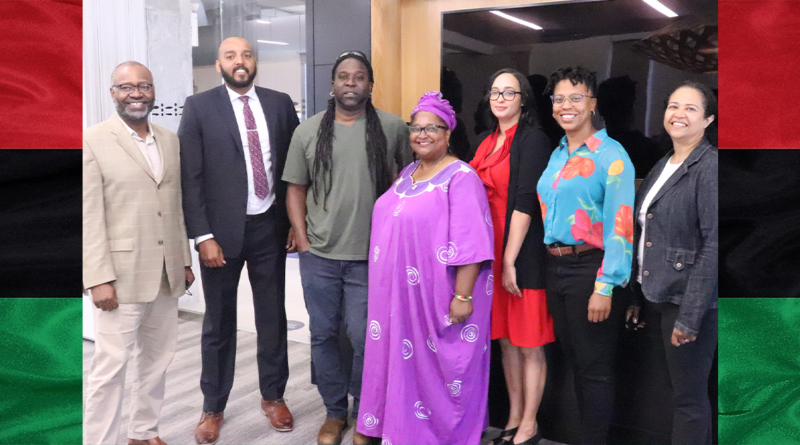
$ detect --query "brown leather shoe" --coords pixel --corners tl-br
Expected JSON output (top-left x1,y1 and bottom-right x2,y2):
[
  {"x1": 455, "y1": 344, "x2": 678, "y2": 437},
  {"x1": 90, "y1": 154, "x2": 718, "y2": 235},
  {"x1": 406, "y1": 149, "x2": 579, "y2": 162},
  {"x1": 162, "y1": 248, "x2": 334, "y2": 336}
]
[
  {"x1": 317, "y1": 417, "x2": 348, "y2": 445},
  {"x1": 352, "y1": 431, "x2": 376, "y2": 445},
  {"x1": 128, "y1": 438, "x2": 167, "y2": 445},
  {"x1": 195, "y1": 411, "x2": 224, "y2": 445},
  {"x1": 261, "y1": 398, "x2": 294, "y2": 432}
]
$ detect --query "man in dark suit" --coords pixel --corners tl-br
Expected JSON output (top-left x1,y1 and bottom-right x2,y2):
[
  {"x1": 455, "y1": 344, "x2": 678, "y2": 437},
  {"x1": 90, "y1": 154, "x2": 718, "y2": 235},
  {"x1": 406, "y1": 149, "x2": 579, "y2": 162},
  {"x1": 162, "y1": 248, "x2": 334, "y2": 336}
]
[{"x1": 178, "y1": 36, "x2": 300, "y2": 445}]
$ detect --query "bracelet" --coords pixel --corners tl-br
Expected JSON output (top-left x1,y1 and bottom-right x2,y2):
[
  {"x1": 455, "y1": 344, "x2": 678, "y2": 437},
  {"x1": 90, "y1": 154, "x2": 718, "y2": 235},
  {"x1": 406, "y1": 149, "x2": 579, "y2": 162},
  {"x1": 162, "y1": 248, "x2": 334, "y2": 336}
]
[{"x1": 454, "y1": 294, "x2": 472, "y2": 302}]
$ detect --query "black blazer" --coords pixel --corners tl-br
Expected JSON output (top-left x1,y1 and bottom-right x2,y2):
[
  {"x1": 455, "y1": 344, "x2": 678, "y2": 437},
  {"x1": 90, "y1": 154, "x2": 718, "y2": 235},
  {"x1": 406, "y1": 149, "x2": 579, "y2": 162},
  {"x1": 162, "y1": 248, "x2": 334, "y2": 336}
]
[
  {"x1": 477, "y1": 124, "x2": 553, "y2": 289},
  {"x1": 179, "y1": 85, "x2": 300, "y2": 258}
]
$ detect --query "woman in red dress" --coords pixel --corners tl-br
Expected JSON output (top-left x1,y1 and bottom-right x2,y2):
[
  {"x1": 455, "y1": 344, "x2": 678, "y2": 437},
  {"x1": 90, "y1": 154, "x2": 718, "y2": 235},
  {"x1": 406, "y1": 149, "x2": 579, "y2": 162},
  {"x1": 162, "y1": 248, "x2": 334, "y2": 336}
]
[{"x1": 470, "y1": 69, "x2": 555, "y2": 445}]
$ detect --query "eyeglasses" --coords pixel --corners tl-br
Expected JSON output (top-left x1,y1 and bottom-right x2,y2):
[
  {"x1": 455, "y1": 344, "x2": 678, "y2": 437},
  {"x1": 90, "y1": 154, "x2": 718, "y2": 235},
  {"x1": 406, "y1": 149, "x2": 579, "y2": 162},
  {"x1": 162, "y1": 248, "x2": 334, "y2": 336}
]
[
  {"x1": 489, "y1": 90, "x2": 522, "y2": 101},
  {"x1": 550, "y1": 94, "x2": 592, "y2": 105},
  {"x1": 337, "y1": 50, "x2": 368, "y2": 60},
  {"x1": 113, "y1": 84, "x2": 154, "y2": 93},
  {"x1": 409, "y1": 125, "x2": 448, "y2": 135}
]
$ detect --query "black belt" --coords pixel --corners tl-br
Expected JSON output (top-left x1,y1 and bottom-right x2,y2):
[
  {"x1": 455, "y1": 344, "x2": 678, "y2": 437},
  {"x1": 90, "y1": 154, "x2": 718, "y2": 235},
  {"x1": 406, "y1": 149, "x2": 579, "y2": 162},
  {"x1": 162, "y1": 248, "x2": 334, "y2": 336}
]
[
  {"x1": 245, "y1": 206, "x2": 275, "y2": 222},
  {"x1": 547, "y1": 243, "x2": 599, "y2": 256}
]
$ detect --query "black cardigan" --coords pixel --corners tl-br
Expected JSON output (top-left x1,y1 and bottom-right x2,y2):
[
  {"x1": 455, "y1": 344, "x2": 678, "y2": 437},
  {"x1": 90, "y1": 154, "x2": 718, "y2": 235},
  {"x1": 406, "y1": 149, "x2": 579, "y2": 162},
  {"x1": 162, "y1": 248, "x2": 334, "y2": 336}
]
[{"x1": 476, "y1": 124, "x2": 553, "y2": 289}]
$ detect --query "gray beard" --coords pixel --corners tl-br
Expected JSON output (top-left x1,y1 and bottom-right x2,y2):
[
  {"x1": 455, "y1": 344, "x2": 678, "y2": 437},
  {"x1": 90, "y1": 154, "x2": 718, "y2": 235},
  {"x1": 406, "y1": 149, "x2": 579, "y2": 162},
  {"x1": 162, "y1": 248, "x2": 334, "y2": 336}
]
[{"x1": 115, "y1": 100, "x2": 154, "y2": 123}]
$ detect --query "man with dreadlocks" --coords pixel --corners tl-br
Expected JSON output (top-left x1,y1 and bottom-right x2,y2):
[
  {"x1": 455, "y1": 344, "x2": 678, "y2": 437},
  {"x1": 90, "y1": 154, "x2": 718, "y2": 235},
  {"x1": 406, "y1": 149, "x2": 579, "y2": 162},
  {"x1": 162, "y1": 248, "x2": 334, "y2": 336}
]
[{"x1": 283, "y1": 50, "x2": 412, "y2": 445}]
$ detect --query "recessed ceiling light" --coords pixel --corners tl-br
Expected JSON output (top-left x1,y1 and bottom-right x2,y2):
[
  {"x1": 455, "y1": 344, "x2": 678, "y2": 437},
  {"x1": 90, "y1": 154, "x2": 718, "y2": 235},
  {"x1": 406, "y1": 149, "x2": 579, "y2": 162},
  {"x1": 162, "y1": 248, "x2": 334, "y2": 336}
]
[
  {"x1": 490, "y1": 10, "x2": 543, "y2": 31},
  {"x1": 257, "y1": 40, "x2": 289, "y2": 45},
  {"x1": 257, "y1": 20, "x2": 271, "y2": 24},
  {"x1": 643, "y1": 0, "x2": 678, "y2": 18}
]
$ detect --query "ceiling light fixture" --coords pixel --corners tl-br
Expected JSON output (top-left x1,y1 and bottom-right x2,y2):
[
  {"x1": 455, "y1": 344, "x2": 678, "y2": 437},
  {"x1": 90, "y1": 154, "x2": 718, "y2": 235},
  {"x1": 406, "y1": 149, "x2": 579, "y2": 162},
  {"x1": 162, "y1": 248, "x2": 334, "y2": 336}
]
[
  {"x1": 257, "y1": 39, "x2": 289, "y2": 45},
  {"x1": 490, "y1": 10, "x2": 543, "y2": 30},
  {"x1": 257, "y1": 20, "x2": 271, "y2": 24},
  {"x1": 642, "y1": 0, "x2": 678, "y2": 18}
]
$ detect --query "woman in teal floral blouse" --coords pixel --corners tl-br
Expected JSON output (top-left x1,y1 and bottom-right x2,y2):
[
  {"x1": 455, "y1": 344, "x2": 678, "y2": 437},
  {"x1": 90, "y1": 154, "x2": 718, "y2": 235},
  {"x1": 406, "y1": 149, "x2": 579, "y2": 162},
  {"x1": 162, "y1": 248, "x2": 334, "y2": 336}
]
[{"x1": 535, "y1": 66, "x2": 635, "y2": 444}]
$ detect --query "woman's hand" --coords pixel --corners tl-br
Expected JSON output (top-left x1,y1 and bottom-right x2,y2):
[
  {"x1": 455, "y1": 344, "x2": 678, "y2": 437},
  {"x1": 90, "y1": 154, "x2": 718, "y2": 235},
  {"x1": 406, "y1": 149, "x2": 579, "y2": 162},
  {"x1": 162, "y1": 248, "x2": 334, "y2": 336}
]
[
  {"x1": 671, "y1": 327, "x2": 697, "y2": 347},
  {"x1": 625, "y1": 305, "x2": 645, "y2": 330},
  {"x1": 449, "y1": 298, "x2": 473, "y2": 324},
  {"x1": 587, "y1": 292, "x2": 611, "y2": 323},
  {"x1": 502, "y1": 262, "x2": 522, "y2": 296}
]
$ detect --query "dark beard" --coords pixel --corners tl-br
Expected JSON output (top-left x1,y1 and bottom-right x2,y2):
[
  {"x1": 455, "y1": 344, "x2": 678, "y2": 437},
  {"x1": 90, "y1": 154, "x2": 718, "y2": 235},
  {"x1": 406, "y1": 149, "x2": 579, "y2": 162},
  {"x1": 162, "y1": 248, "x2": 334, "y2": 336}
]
[
  {"x1": 115, "y1": 98, "x2": 154, "y2": 123},
  {"x1": 221, "y1": 65, "x2": 257, "y2": 89}
]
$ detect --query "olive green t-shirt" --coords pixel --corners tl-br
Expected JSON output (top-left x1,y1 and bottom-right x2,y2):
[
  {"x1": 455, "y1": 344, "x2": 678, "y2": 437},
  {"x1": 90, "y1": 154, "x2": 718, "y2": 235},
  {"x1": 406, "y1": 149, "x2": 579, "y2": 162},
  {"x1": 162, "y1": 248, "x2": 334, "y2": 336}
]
[{"x1": 282, "y1": 108, "x2": 412, "y2": 260}]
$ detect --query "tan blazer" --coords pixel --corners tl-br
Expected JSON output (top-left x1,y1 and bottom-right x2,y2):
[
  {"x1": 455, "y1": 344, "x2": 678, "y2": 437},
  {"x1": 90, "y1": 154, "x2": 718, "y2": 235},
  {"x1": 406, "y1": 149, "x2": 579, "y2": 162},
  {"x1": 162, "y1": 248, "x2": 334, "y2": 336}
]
[{"x1": 83, "y1": 115, "x2": 192, "y2": 303}]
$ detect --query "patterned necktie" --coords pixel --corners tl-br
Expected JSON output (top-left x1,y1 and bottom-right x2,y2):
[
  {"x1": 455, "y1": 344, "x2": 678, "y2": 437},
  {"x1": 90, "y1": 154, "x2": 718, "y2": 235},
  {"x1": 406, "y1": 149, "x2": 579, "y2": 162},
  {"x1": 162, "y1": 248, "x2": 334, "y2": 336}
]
[{"x1": 240, "y1": 96, "x2": 269, "y2": 199}]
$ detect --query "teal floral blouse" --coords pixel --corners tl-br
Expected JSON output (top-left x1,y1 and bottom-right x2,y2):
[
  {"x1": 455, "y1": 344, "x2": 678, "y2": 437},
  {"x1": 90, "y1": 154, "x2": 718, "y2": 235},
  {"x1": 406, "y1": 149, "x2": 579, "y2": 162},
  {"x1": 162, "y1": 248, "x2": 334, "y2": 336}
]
[{"x1": 536, "y1": 129, "x2": 635, "y2": 296}]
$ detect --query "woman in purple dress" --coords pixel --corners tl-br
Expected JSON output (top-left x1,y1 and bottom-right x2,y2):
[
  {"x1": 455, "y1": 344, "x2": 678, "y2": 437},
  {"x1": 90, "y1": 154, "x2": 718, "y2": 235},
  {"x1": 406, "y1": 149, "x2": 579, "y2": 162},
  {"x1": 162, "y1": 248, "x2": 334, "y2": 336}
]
[{"x1": 357, "y1": 92, "x2": 495, "y2": 445}]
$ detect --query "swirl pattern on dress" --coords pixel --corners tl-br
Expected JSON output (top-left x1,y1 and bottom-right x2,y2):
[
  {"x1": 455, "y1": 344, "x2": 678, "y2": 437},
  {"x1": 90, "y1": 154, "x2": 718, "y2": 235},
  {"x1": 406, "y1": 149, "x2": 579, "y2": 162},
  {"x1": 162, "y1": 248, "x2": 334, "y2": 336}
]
[
  {"x1": 446, "y1": 380, "x2": 462, "y2": 397},
  {"x1": 485, "y1": 209, "x2": 493, "y2": 227},
  {"x1": 362, "y1": 413, "x2": 379, "y2": 429},
  {"x1": 406, "y1": 266, "x2": 420, "y2": 285},
  {"x1": 381, "y1": 436, "x2": 392, "y2": 445},
  {"x1": 486, "y1": 275, "x2": 494, "y2": 295},
  {"x1": 439, "y1": 178, "x2": 451, "y2": 192},
  {"x1": 373, "y1": 246, "x2": 379, "y2": 262},
  {"x1": 436, "y1": 242, "x2": 458, "y2": 264},
  {"x1": 402, "y1": 339, "x2": 413, "y2": 359},
  {"x1": 444, "y1": 314, "x2": 453, "y2": 327},
  {"x1": 427, "y1": 336, "x2": 437, "y2": 353},
  {"x1": 393, "y1": 200, "x2": 405, "y2": 216},
  {"x1": 414, "y1": 401, "x2": 431, "y2": 420},
  {"x1": 369, "y1": 320, "x2": 381, "y2": 340},
  {"x1": 460, "y1": 324, "x2": 479, "y2": 342}
]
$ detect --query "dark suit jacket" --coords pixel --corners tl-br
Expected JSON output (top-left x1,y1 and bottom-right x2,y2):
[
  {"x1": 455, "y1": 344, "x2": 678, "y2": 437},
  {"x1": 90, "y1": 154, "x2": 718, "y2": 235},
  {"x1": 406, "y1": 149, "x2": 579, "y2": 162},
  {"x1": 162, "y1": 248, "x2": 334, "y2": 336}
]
[
  {"x1": 476, "y1": 124, "x2": 553, "y2": 289},
  {"x1": 178, "y1": 85, "x2": 300, "y2": 258}
]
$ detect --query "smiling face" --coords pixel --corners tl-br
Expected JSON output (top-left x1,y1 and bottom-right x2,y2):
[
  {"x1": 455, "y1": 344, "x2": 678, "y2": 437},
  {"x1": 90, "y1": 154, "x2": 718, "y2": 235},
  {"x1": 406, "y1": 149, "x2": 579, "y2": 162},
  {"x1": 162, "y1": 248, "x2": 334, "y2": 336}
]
[
  {"x1": 410, "y1": 111, "x2": 451, "y2": 161},
  {"x1": 331, "y1": 58, "x2": 372, "y2": 111},
  {"x1": 489, "y1": 73, "x2": 523, "y2": 125},
  {"x1": 110, "y1": 64, "x2": 155, "y2": 123},
  {"x1": 216, "y1": 37, "x2": 257, "y2": 90},
  {"x1": 552, "y1": 79, "x2": 596, "y2": 135},
  {"x1": 663, "y1": 86, "x2": 714, "y2": 144}
]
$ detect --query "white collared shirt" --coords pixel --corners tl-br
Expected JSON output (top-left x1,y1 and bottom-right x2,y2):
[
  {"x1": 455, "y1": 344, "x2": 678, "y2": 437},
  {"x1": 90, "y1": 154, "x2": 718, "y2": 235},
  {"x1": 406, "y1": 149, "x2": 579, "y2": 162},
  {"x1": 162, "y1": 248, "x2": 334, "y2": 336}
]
[
  {"x1": 195, "y1": 85, "x2": 274, "y2": 245},
  {"x1": 116, "y1": 113, "x2": 162, "y2": 181},
  {"x1": 227, "y1": 85, "x2": 274, "y2": 214}
]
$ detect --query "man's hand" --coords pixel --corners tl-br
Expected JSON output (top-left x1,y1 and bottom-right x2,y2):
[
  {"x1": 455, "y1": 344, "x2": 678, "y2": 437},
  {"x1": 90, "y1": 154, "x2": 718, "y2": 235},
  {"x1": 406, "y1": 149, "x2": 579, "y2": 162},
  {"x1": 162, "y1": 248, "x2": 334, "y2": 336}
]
[
  {"x1": 449, "y1": 298, "x2": 474, "y2": 324},
  {"x1": 92, "y1": 282, "x2": 119, "y2": 311},
  {"x1": 198, "y1": 239, "x2": 226, "y2": 268},
  {"x1": 294, "y1": 229, "x2": 311, "y2": 253},
  {"x1": 285, "y1": 227, "x2": 297, "y2": 253},
  {"x1": 587, "y1": 292, "x2": 611, "y2": 323},
  {"x1": 185, "y1": 267, "x2": 195, "y2": 288},
  {"x1": 671, "y1": 328, "x2": 697, "y2": 347}
]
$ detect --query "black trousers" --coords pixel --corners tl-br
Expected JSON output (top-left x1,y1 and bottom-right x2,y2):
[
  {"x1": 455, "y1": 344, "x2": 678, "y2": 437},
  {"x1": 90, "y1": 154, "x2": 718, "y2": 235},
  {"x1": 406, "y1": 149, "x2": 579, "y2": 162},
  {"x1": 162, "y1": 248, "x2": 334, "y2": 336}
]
[
  {"x1": 199, "y1": 207, "x2": 289, "y2": 413},
  {"x1": 546, "y1": 249, "x2": 624, "y2": 445},
  {"x1": 645, "y1": 300, "x2": 717, "y2": 445}
]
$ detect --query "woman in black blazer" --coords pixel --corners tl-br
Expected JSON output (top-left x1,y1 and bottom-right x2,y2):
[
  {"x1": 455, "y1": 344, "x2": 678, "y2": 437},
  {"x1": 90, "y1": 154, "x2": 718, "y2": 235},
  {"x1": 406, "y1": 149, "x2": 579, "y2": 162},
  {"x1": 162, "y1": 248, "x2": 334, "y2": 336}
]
[{"x1": 469, "y1": 69, "x2": 554, "y2": 445}]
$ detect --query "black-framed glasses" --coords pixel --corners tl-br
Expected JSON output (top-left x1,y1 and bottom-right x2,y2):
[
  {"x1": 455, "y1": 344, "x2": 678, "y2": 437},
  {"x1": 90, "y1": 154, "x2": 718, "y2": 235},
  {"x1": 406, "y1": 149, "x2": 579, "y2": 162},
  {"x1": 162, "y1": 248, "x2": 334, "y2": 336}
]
[
  {"x1": 550, "y1": 94, "x2": 592, "y2": 105},
  {"x1": 409, "y1": 124, "x2": 448, "y2": 135},
  {"x1": 489, "y1": 90, "x2": 522, "y2": 101},
  {"x1": 112, "y1": 83, "x2": 154, "y2": 93},
  {"x1": 337, "y1": 50, "x2": 368, "y2": 60}
]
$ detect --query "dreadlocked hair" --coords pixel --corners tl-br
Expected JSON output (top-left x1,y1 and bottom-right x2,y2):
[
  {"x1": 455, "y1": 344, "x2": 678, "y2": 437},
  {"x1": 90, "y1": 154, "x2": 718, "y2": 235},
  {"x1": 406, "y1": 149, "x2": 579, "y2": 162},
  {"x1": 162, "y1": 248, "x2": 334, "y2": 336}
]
[{"x1": 311, "y1": 97, "x2": 391, "y2": 210}]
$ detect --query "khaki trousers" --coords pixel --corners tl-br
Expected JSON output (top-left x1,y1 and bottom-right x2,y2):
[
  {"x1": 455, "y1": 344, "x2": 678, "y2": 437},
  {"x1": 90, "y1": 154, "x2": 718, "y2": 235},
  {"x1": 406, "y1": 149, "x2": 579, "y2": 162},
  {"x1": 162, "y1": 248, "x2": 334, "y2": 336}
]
[{"x1": 83, "y1": 273, "x2": 177, "y2": 445}]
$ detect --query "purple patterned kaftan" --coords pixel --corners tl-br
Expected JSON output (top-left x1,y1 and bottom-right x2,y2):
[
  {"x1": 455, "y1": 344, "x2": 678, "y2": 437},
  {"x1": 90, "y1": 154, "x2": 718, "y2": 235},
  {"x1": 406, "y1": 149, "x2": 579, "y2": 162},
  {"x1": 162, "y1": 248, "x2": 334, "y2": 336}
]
[{"x1": 357, "y1": 160, "x2": 495, "y2": 445}]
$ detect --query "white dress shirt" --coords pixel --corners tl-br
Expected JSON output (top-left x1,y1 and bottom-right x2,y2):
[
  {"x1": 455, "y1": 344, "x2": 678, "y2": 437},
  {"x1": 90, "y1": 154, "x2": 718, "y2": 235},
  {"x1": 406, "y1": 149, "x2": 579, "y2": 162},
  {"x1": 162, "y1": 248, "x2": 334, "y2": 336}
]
[
  {"x1": 196, "y1": 85, "x2": 274, "y2": 245},
  {"x1": 117, "y1": 113, "x2": 162, "y2": 181}
]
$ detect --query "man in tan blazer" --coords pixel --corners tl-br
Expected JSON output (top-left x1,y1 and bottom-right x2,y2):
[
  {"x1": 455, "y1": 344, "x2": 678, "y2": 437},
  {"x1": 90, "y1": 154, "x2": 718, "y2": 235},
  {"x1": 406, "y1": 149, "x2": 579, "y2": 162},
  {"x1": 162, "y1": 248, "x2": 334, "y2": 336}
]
[{"x1": 83, "y1": 61, "x2": 194, "y2": 445}]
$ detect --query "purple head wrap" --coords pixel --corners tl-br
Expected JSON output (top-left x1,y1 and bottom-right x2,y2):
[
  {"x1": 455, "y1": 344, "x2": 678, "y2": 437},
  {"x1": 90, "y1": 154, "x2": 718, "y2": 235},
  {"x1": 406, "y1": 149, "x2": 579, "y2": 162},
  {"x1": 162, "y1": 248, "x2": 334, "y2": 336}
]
[{"x1": 411, "y1": 91, "x2": 457, "y2": 131}]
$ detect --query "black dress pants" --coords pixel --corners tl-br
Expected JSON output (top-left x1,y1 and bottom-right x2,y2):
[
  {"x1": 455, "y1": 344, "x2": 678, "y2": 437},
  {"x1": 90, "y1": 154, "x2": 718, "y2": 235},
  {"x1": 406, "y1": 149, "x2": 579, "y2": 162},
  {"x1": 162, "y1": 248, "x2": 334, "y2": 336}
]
[
  {"x1": 199, "y1": 207, "x2": 289, "y2": 413},
  {"x1": 546, "y1": 249, "x2": 624, "y2": 445},
  {"x1": 645, "y1": 300, "x2": 717, "y2": 445}
]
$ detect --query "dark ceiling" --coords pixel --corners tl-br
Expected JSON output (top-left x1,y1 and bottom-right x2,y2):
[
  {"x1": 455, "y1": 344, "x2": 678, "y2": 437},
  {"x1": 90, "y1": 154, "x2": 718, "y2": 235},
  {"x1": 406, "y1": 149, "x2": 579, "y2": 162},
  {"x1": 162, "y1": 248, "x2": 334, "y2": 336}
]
[{"x1": 442, "y1": 0, "x2": 718, "y2": 46}]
